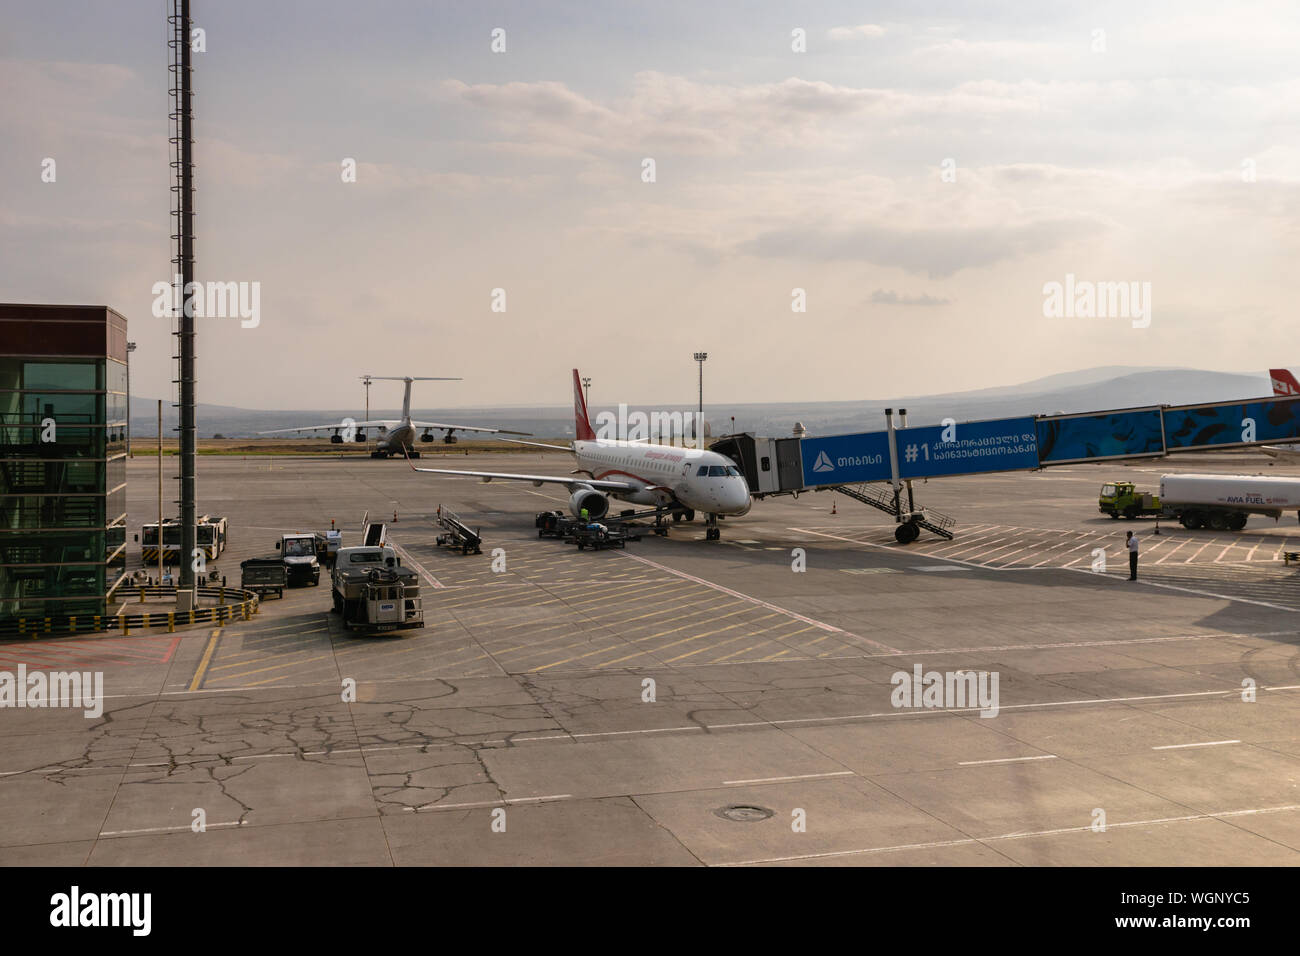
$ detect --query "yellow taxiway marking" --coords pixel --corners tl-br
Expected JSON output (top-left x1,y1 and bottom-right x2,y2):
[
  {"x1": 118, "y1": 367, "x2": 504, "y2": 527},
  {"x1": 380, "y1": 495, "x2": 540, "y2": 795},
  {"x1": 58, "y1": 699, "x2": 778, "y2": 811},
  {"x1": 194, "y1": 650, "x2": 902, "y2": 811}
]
[
  {"x1": 210, "y1": 650, "x2": 338, "y2": 681},
  {"x1": 188, "y1": 628, "x2": 223, "y2": 691}
]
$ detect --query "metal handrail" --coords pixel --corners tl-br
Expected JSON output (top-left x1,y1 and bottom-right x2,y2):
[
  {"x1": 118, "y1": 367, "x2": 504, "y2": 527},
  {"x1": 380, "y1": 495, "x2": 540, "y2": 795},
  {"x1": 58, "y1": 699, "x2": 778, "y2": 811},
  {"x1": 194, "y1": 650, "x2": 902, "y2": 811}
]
[{"x1": 1, "y1": 584, "x2": 260, "y2": 639}]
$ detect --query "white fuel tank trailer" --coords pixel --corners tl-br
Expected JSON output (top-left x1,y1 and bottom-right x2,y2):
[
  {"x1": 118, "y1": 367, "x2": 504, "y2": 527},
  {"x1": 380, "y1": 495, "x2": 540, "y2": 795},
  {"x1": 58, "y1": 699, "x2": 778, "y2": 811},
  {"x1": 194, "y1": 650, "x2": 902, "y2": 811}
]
[{"x1": 1158, "y1": 473, "x2": 1300, "y2": 530}]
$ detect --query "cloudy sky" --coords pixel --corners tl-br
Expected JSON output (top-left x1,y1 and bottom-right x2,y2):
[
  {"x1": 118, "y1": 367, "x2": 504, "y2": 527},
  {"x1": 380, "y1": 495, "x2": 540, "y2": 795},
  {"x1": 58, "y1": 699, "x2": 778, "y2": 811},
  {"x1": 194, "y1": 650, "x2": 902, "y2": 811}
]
[{"x1": 3, "y1": 1, "x2": 1298, "y2": 409}]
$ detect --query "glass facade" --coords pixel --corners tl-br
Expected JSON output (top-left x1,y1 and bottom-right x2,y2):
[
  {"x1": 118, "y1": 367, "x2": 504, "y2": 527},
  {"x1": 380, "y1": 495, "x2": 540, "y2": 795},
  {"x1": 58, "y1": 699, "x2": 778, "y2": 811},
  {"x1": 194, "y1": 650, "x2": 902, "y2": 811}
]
[{"x1": 0, "y1": 305, "x2": 128, "y2": 626}]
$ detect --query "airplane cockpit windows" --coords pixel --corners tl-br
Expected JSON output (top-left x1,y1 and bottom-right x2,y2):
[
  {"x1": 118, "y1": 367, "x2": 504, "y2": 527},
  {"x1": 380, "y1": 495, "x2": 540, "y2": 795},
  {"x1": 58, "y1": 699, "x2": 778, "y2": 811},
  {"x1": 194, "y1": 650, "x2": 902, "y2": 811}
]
[{"x1": 697, "y1": 466, "x2": 709, "y2": 476}]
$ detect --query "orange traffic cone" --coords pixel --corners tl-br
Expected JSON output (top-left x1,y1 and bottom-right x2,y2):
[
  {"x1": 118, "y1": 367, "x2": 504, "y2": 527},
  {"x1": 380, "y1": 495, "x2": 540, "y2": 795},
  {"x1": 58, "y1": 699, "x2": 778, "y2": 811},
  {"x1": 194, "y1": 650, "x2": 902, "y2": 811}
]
[
  {"x1": 393, "y1": 510, "x2": 398, "y2": 523},
  {"x1": 831, "y1": 499, "x2": 837, "y2": 516}
]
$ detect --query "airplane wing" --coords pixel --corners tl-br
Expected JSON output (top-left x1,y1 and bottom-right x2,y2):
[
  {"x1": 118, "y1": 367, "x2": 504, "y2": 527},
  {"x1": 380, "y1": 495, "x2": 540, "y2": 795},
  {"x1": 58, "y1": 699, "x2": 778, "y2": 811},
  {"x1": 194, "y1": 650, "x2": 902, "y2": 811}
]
[
  {"x1": 410, "y1": 421, "x2": 531, "y2": 436},
  {"x1": 405, "y1": 453, "x2": 635, "y2": 490},
  {"x1": 258, "y1": 420, "x2": 399, "y2": 435},
  {"x1": 497, "y1": 437, "x2": 574, "y2": 452}
]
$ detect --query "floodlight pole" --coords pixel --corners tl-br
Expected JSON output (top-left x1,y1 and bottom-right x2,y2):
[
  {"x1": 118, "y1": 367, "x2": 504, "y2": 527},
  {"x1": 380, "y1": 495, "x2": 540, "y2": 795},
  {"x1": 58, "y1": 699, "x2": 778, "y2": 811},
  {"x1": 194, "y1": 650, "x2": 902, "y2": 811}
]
[
  {"x1": 693, "y1": 352, "x2": 707, "y2": 447},
  {"x1": 126, "y1": 341, "x2": 136, "y2": 457},
  {"x1": 170, "y1": 0, "x2": 197, "y2": 599}
]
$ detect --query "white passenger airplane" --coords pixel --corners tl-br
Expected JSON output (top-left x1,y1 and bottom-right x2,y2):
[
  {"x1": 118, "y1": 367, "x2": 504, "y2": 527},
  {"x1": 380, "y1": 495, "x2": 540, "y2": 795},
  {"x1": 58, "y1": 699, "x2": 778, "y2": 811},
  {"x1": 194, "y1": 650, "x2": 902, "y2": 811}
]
[
  {"x1": 260, "y1": 375, "x2": 527, "y2": 458},
  {"x1": 406, "y1": 370, "x2": 752, "y2": 539},
  {"x1": 1262, "y1": 368, "x2": 1300, "y2": 462}
]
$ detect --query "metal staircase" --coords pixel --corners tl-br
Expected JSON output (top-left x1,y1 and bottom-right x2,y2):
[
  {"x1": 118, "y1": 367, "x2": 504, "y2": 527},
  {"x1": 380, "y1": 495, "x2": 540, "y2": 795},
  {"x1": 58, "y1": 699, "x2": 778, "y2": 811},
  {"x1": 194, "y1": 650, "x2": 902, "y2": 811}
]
[{"x1": 832, "y1": 482, "x2": 956, "y2": 540}]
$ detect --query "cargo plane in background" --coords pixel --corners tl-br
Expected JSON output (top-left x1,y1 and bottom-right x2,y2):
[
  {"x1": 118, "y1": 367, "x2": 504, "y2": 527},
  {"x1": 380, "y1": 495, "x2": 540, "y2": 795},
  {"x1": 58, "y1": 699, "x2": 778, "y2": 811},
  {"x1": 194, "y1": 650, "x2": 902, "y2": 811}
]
[
  {"x1": 1263, "y1": 368, "x2": 1300, "y2": 462},
  {"x1": 406, "y1": 370, "x2": 751, "y2": 539},
  {"x1": 260, "y1": 375, "x2": 528, "y2": 458}
]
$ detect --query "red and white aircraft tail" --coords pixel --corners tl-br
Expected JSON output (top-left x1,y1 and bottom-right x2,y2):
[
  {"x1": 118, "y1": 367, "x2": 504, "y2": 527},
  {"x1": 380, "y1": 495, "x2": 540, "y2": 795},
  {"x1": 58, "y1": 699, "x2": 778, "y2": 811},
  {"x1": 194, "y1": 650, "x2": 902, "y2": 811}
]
[
  {"x1": 1270, "y1": 368, "x2": 1300, "y2": 397},
  {"x1": 1261, "y1": 369, "x2": 1300, "y2": 460},
  {"x1": 573, "y1": 368, "x2": 596, "y2": 441}
]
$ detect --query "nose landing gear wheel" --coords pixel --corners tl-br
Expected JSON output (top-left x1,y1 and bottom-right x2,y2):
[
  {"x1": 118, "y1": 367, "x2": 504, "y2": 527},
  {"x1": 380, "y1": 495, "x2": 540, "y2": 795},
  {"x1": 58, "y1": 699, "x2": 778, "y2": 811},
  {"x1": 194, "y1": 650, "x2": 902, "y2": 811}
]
[
  {"x1": 894, "y1": 522, "x2": 921, "y2": 544},
  {"x1": 706, "y1": 527, "x2": 720, "y2": 541}
]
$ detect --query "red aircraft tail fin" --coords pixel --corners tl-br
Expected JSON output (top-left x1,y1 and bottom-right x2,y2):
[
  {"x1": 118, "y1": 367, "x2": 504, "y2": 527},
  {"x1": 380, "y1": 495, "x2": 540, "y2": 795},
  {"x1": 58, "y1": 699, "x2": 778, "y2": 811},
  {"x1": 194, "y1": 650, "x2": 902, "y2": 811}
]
[
  {"x1": 1270, "y1": 369, "x2": 1300, "y2": 397},
  {"x1": 572, "y1": 369, "x2": 596, "y2": 441}
]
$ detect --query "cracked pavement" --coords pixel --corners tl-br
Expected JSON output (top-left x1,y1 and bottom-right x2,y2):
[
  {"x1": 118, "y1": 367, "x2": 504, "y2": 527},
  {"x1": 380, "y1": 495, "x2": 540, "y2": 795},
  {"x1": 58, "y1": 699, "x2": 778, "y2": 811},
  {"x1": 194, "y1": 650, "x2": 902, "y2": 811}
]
[{"x1": 3, "y1": 453, "x2": 1300, "y2": 865}]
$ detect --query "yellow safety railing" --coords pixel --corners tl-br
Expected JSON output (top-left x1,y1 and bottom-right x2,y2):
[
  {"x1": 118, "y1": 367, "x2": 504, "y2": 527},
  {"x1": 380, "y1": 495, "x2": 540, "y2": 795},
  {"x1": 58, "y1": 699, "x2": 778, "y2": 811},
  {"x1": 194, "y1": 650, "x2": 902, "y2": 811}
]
[{"x1": 3, "y1": 585, "x2": 260, "y2": 639}]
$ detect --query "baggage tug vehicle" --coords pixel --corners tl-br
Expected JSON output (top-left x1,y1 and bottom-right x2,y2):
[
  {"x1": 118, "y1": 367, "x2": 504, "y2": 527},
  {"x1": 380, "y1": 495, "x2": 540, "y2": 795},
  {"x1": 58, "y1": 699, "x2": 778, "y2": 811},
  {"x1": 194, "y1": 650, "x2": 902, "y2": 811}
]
[{"x1": 329, "y1": 545, "x2": 424, "y2": 633}]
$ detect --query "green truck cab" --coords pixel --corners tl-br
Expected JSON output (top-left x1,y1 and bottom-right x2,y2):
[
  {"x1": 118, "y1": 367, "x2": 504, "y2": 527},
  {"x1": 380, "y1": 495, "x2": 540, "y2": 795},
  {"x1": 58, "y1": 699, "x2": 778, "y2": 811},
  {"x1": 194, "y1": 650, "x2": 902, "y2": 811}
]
[{"x1": 1099, "y1": 481, "x2": 1162, "y2": 519}]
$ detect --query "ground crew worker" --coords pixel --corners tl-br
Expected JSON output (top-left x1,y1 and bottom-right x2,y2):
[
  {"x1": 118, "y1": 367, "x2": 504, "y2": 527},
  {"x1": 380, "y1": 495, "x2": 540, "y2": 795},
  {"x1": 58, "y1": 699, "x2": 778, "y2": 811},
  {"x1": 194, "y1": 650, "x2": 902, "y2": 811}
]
[{"x1": 1126, "y1": 530, "x2": 1139, "y2": 580}]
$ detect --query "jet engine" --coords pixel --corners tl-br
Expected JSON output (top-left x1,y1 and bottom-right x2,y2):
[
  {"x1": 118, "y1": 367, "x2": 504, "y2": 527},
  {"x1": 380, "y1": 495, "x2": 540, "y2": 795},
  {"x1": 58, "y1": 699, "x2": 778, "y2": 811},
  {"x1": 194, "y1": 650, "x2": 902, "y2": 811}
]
[
  {"x1": 419, "y1": 432, "x2": 434, "y2": 443},
  {"x1": 354, "y1": 432, "x2": 367, "y2": 442},
  {"x1": 569, "y1": 488, "x2": 609, "y2": 519}
]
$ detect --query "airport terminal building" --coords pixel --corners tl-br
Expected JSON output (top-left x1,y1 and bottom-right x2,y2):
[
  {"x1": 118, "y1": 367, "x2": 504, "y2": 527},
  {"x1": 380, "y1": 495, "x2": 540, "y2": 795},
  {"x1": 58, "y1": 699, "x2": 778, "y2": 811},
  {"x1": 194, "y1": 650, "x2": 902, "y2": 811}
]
[{"x1": 0, "y1": 304, "x2": 129, "y2": 628}]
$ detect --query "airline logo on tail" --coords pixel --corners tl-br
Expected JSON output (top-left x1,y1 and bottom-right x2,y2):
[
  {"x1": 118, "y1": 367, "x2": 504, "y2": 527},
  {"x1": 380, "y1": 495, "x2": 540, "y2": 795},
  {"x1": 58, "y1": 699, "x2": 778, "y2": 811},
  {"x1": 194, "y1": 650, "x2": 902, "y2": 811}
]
[
  {"x1": 1270, "y1": 368, "x2": 1300, "y2": 397},
  {"x1": 573, "y1": 369, "x2": 596, "y2": 441}
]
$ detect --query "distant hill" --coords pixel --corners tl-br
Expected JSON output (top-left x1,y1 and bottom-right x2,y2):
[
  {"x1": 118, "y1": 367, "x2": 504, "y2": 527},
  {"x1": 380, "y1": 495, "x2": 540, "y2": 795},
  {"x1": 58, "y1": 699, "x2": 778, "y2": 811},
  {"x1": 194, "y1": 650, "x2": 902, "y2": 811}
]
[{"x1": 130, "y1": 368, "x2": 1274, "y2": 439}]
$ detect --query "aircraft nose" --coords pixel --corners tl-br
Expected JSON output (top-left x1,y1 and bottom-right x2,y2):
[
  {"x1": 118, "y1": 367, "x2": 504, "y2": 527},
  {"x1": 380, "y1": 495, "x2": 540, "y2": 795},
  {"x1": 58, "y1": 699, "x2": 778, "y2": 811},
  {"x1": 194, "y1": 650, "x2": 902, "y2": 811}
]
[{"x1": 727, "y1": 480, "x2": 752, "y2": 514}]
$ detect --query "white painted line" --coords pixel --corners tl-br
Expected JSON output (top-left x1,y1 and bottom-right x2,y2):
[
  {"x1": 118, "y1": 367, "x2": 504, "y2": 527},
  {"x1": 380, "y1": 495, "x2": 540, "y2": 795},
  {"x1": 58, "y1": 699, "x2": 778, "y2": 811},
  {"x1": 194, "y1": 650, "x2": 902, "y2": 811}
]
[
  {"x1": 717, "y1": 804, "x2": 1300, "y2": 866},
  {"x1": 514, "y1": 725, "x2": 701, "y2": 743},
  {"x1": 722, "y1": 771, "x2": 854, "y2": 785},
  {"x1": 957, "y1": 755, "x2": 1058, "y2": 766},
  {"x1": 231, "y1": 752, "x2": 298, "y2": 761},
  {"x1": 1104, "y1": 573, "x2": 1300, "y2": 612},
  {"x1": 616, "y1": 551, "x2": 900, "y2": 654},
  {"x1": 1154, "y1": 539, "x2": 1191, "y2": 565},
  {"x1": 100, "y1": 821, "x2": 246, "y2": 837},
  {"x1": 1152, "y1": 739, "x2": 1241, "y2": 750},
  {"x1": 387, "y1": 539, "x2": 444, "y2": 589},
  {"x1": 407, "y1": 793, "x2": 572, "y2": 812}
]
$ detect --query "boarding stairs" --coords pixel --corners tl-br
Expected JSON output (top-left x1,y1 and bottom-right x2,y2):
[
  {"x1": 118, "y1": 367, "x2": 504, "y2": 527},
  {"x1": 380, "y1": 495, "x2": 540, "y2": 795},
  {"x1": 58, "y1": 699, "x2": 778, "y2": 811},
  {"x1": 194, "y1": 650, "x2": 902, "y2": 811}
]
[
  {"x1": 832, "y1": 483, "x2": 957, "y2": 540},
  {"x1": 435, "y1": 506, "x2": 482, "y2": 555}
]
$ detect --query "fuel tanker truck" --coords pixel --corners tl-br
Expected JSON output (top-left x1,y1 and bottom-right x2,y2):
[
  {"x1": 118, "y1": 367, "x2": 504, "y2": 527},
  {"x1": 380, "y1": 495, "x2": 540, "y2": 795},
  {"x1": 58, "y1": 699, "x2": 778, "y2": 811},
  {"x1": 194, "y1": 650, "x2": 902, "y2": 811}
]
[{"x1": 1099, "y1": 474, "x2": 1300, "y2": 530}]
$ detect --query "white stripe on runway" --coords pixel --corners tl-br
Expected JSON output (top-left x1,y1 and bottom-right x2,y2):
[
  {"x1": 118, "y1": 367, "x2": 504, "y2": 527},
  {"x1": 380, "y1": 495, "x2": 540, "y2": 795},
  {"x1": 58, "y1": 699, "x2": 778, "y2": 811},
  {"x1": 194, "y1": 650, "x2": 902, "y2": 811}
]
[
  {"x1": 722, "y1": 771, "x2": 854, "y2": 785},
  {"x1": 616, "y1": 551, "x2": 900, "y2": 653},
  {"x1": 387, "y1": 538, "x2": 444, "y2": 589},
  {"x1": 1152, "y1": 739, "x2": 1240, "y2": 750},
  {"x1": 718, "y1": 804, "x2": 1300, "y2": 866}
]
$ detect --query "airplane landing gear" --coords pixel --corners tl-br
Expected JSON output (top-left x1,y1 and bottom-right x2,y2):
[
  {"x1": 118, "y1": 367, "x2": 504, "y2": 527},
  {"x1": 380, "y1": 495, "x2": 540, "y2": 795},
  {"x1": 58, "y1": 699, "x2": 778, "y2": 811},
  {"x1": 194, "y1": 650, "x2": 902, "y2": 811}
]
[
  {"x1": 408, "y1": 449, "x2": 421, "y2": 459},
  {"x1": 705, "y1": 514, "x2": 721, "y2": 540}
]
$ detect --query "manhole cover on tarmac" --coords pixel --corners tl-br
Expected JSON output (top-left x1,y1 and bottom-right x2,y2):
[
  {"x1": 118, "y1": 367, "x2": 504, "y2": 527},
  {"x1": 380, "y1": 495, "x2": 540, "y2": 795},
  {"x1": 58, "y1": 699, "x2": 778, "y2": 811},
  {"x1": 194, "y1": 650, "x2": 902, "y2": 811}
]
[{"x1": 715, "y1": 804, "x2": 775, "y2": 823}]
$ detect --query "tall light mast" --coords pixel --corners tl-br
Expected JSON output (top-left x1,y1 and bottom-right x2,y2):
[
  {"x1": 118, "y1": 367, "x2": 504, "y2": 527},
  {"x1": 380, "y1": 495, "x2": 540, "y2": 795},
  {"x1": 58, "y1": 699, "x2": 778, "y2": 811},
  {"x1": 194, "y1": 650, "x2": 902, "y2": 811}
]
[{"x1": 169, "y1": 0, "x2": 197, "y2": 601}]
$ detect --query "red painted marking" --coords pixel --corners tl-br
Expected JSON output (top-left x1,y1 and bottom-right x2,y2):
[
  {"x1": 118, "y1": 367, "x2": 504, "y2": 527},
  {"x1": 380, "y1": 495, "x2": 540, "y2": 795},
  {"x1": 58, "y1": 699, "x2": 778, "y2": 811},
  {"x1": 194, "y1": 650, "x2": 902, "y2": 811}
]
[
  {"x1": 593, "y1": 468, "x2": 653, "y2": 486},
  {"x1": 0, "y1": 635, "x2": 180, "y2": 669}
]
